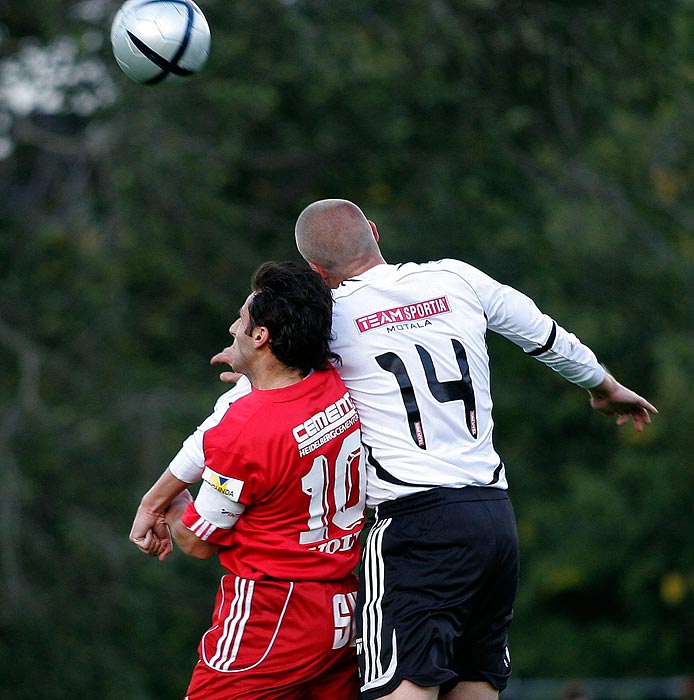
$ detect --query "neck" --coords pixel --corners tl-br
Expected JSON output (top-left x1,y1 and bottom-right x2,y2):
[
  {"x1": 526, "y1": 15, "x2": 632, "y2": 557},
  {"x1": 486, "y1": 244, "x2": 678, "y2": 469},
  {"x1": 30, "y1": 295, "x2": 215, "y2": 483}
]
[
  {"x1": 246, "y1": 364, "x2": 305, "y2": 390},
  {"x1": 327, "y1": 256, "x2": 386, "y2": 288}
]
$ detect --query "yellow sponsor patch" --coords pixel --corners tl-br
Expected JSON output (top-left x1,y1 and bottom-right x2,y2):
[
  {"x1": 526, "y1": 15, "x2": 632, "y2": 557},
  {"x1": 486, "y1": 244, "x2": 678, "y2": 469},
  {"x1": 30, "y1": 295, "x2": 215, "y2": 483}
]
[{"x1": 202, "y1": 466, "x2": 244, "y2": 502}]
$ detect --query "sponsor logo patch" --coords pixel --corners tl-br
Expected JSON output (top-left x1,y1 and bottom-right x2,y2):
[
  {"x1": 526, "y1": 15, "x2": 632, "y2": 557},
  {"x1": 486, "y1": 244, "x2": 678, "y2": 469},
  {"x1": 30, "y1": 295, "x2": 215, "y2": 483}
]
[
  {"x1": 202, "y1": 466, "x2": 244, "y2": 502},
  {"x1": 355, "y1": 296, "x2": 450, "y2": 332},
  {"x1": 292, "y1": 391, "x2": 359, "y2": 456}
]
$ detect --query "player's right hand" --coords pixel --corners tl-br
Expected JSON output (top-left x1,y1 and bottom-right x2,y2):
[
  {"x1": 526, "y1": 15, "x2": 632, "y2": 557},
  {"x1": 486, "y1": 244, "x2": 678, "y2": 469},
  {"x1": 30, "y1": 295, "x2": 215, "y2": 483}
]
[{"x1": 130, "y1": 509, "x2": 173, "y2": 560}]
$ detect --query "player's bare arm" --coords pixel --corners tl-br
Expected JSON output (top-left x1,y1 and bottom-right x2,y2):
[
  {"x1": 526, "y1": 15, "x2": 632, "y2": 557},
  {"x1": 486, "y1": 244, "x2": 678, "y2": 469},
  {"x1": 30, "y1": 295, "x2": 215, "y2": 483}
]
[
  {"x1": 130, "y1": 468, "x2": 191, "y2": 560},
  {"x1": 165, "y1": 490, "x2": 220, "y2": 560},
  {"x1": 587, "y1": 372, "x2": 658, "y2": 432}
]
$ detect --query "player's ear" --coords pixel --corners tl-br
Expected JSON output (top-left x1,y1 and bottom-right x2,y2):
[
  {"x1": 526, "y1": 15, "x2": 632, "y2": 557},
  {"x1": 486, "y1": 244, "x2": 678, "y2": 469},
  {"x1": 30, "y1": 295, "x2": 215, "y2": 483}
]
[
  {"x1": 309, "y1": 261, "x2": 329, "y2": 282},
  {"x1": 253, "y1": 326, "x2": 271, "y2": 349},
  {"x1": 368, "y1": 220, "x2": 379, "y2": 242}
]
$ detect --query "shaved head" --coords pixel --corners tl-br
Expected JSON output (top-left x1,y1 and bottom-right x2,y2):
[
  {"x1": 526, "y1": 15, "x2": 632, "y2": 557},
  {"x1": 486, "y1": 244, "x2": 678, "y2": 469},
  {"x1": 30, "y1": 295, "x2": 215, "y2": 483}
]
[{"x1": 295, "y1": 199, "x2": 384, "y2": 284}]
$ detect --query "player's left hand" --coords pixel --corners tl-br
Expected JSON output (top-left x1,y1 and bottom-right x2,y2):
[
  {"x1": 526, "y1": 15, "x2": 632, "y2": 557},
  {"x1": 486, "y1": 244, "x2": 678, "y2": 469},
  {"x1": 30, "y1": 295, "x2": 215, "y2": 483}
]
[
  {"x1": 588, "y1": 375, "x2": 658, "y2": 432},
  {"x1": 210, "y1": 345, "x2": 243, "y2": 384}
]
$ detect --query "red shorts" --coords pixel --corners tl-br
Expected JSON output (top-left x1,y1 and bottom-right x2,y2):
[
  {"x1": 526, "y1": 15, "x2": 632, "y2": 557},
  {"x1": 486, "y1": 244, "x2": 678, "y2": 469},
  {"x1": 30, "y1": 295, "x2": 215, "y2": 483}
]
[{"x1": 184, "y1": 573, "x2": 359, "y2": 700}]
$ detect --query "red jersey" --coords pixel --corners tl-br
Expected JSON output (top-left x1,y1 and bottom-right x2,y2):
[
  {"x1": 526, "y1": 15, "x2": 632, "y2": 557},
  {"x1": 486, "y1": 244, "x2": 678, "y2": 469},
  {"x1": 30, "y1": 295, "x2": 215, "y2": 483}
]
[{"x1": 181, "y1": 366, "x2": 365, "y2": 581}]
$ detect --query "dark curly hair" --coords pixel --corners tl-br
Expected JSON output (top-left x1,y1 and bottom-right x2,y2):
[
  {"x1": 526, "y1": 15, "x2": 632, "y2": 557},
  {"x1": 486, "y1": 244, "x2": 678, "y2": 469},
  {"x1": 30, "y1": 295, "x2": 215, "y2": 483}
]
[{"x1": 246, "y1": 261, "x2": 340, "y2": 376}]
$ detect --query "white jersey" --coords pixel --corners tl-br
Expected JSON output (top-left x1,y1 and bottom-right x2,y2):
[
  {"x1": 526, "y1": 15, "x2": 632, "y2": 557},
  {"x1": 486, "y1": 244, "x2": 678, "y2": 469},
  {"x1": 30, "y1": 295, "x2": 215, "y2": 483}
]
[{"x1": 331, "y1": 260, "x2": 605, "y2": 506}]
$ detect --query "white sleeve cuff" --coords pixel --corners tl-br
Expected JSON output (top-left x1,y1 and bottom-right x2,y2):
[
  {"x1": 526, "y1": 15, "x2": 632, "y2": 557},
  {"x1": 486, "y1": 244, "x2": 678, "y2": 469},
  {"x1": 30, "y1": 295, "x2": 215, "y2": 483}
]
[
  {"x1": 533, "y1": 325, "x2": 606, "y2": 388},
  {"x1": 167, "y1": 434, "x2": 205, "y2": 483}
]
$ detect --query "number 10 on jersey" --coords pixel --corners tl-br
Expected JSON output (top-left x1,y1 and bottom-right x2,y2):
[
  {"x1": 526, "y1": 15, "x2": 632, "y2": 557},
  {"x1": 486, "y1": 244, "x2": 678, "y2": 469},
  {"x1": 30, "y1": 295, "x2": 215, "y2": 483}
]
[{"x1": 299, "y1": 430, "x2": 365, "y2": 550}]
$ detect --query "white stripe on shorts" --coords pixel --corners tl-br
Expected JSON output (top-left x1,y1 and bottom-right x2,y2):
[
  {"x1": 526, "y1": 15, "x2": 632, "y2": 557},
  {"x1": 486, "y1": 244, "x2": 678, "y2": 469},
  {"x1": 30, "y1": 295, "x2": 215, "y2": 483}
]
[
  {"x1": 208, "y1": 576, "x2": 255, "y2": 670},
  {"x1": 361, "y1": 517, "x2": 398, "y2": 691},
  {"x1": 201, "y1": 576, "x2": 295, "y2": 674}
]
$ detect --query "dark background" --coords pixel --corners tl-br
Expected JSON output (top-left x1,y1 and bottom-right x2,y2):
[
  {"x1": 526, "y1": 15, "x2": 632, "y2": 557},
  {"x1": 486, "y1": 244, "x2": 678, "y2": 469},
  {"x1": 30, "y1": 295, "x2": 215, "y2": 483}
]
[{"x1": 0, "y1": 1, "x2": 692, "y2": 698}]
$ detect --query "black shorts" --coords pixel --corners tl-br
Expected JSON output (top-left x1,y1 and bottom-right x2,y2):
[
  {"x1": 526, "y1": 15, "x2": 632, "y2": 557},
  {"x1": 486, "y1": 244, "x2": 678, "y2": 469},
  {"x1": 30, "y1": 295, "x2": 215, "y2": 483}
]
[{"x1": 356, "y1": 486, "x2": 519, "y2": 700}]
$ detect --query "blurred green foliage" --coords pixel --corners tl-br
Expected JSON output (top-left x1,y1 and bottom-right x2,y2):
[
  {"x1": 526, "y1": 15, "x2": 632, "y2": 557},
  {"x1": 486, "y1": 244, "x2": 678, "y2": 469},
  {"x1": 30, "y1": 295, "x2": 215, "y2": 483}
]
[{"x1": 0, "y1": 0, "x2": 692, "y2": 697}]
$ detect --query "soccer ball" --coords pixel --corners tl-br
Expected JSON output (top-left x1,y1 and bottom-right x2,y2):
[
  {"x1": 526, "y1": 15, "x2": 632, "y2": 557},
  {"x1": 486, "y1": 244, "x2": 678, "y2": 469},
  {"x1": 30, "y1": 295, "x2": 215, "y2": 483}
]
[{"x1": 110, "y1": 0, "x2": 211, "y2": 85}]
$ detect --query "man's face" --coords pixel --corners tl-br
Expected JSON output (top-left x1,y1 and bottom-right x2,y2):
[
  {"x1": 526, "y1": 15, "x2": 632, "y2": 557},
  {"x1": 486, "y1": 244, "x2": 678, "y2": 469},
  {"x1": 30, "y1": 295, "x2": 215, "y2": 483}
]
[{"x1": 228, "y1": 292, "x2": 257, "y2": 374}]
